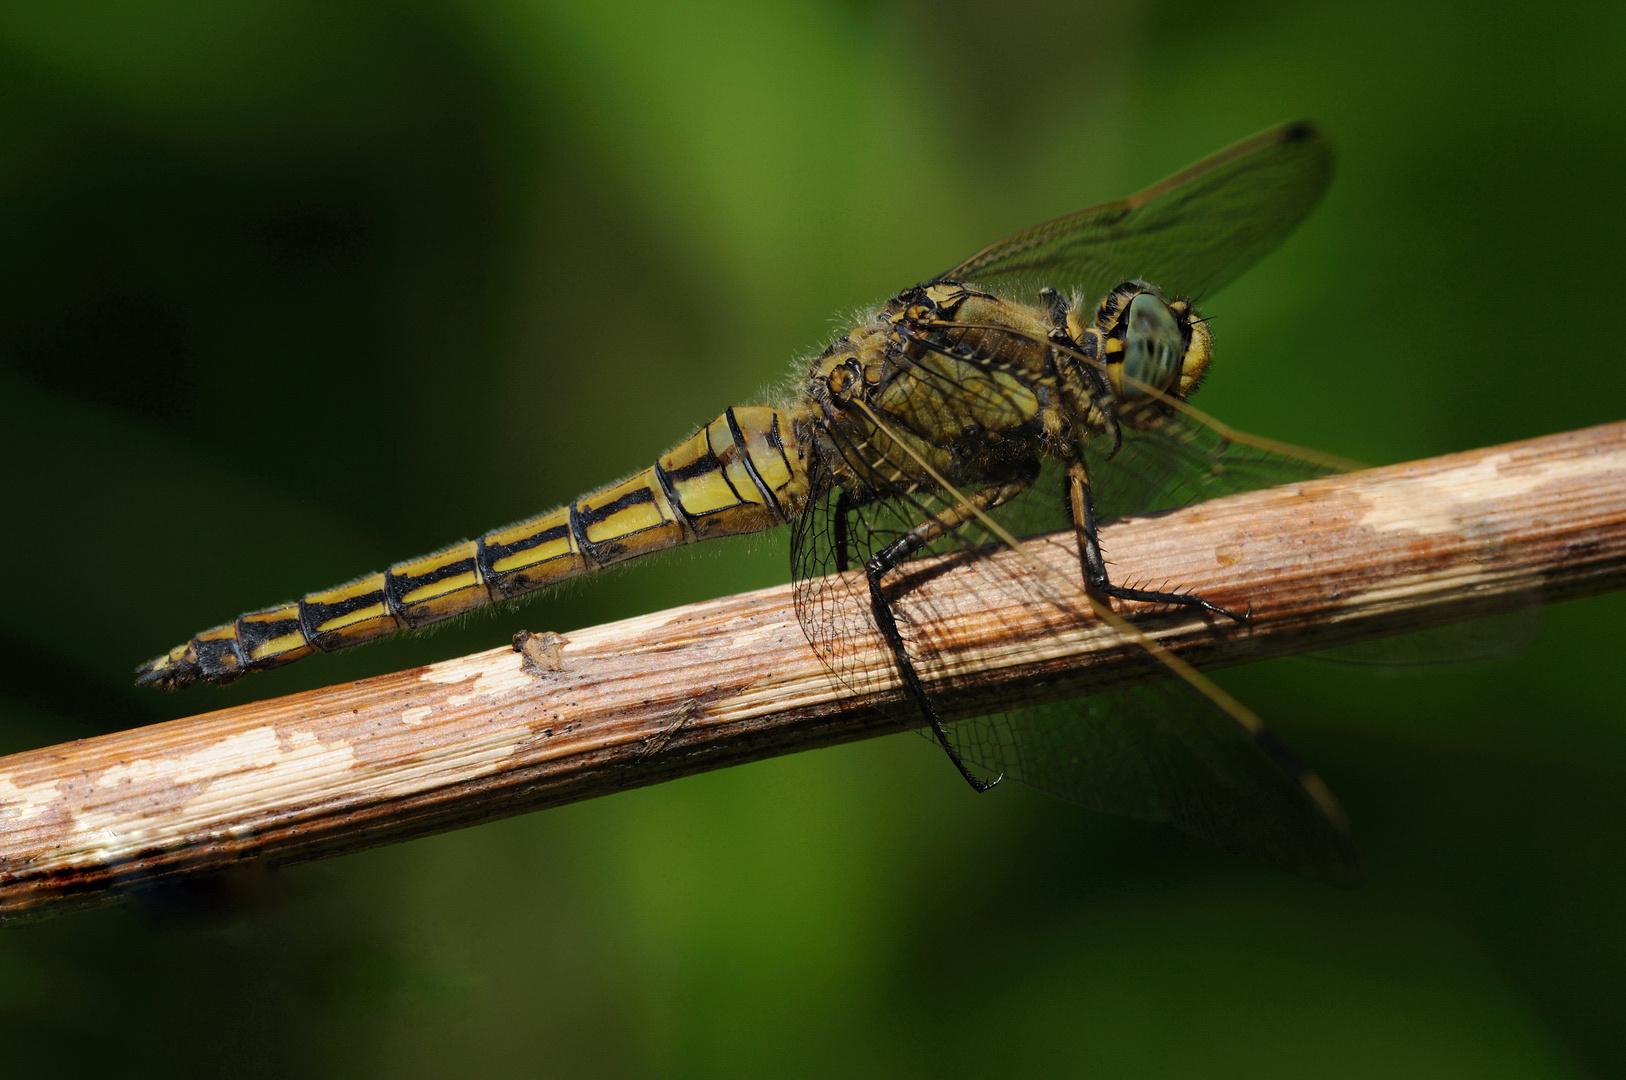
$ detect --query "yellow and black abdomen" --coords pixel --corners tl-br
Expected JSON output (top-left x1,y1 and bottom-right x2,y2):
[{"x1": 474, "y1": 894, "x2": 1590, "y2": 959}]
[{"x1": 137, "y1": 406, "x2": 809, "y2": 690}]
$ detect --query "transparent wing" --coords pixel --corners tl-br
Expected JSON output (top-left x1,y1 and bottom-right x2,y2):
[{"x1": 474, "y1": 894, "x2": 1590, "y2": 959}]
[
  {"x1": 1084, "y1": 411, "x2": 1542, "y2": 668},
  {"x1": 1307, "y1": 608, "x2": 1543, "y2": 668},
  {"x1": 941, "y1": 121, "x2": 1334, "y2": 304},
  {"x1": 1088, "y1": 408, "x2": 1343, "y2": 523},
  {"x1": 943, "y1": 685, "x2": 1362, "y2": 885},
  {"x1": 790, "y1": 447, "x2": 1363, "y2": 885}
]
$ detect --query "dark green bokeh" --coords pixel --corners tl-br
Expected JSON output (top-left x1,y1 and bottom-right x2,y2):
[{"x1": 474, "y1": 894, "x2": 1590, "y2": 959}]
[{"x1": 2, "y1": 0, "x2": 1623, "y2": 1075}]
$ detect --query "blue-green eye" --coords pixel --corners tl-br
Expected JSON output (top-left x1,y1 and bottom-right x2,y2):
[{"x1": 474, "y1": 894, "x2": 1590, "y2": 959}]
[{"x1": 1122, "y1": 292, "x2": 1184, "y2": 398}]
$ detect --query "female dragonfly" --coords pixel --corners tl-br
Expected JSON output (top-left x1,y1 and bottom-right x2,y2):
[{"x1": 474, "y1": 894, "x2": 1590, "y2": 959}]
[{"x1": 140, "y1": 121, "x2": 1363, "y2": 884}]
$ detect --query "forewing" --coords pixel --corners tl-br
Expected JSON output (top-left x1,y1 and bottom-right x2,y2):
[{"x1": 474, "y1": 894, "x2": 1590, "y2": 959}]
[
  {"x1": 942, "y1": 121, "x2": 1334, "y2": 304},
  {"x1": 1088, "y1": 412, "x2": 1540, "y2": 668},
  {"x1": 1088, "y1": 409, "x2": 1344, "y2": 524}
]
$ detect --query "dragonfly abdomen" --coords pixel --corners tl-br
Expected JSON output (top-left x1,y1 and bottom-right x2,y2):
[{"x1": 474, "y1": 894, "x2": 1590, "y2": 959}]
[{"x1": 136, "y1": 406, "x2": 809, "y2": 690}]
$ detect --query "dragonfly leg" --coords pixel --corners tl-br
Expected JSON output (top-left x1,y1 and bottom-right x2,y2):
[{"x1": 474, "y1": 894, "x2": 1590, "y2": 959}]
[
  {"x1": 864, "y1": 478, "x2": 1031, "y2": 794},
  {"x1": 1067, "y1": 457, "x2": 1248, "y2": 624}
]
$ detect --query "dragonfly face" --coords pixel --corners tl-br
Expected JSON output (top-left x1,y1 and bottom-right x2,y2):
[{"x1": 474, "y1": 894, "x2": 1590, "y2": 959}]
[
  {"x1": 1086, "y1": 282, "x2": 1213, "y2": 404},
  {"x1": 140, "y1": 121, "x2": 1364, "y2": 884}
]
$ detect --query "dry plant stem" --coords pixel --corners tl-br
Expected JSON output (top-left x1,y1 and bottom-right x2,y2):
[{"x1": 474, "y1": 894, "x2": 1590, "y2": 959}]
[{"x1": 4, "y1": 421, "x2": 1625, "y2": 919}]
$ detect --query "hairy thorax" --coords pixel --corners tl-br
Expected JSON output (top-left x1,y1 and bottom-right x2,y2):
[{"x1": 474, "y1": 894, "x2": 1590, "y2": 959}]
[{"x1": 798, "y1": 282, "x2": 1118, "y2": 496}]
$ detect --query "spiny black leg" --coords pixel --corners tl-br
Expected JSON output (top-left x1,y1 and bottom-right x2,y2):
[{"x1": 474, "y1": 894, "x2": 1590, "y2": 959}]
[
  {"x1": 1069, "y1": 457, "x2": 1248, "y2": 624},
  {"x1": 865, "y1": 533, "x2": 1000, "y2": 794}
]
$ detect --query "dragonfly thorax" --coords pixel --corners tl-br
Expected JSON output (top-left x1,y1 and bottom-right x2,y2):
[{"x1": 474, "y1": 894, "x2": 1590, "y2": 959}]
[{"x1": 801, "y1": 284, "x2": 1060, "y2": 494}]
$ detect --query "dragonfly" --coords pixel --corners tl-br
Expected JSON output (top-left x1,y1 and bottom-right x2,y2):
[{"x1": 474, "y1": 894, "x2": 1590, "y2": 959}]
[{"x1": 139, "y1": 120, "x2": 1364, "y2": 884}]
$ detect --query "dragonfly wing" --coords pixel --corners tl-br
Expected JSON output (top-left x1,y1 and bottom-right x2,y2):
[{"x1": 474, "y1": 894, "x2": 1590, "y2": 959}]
[
  {"x1": 1307, "y1": 607, "x2": 1543, "y2": 668},
  {"x1": 1092, "y1": 411, "x2": 1534, "y2": 666},
  {"x1": 1088, "y1": 409, "x2": 1346, "y2": 524},
  {"x1": 790, "y1": 466, "x2": 1018, "y2": 713},
  {"x1": 941, "y1": 121, "x2": 1334, "y2": 304},
  {"x1": 789, "y1": 460, "x2": 1363, "y2": 884},
  {"x1": 1087, "y1": 413, "x2": 1543, "y2": 666},
  {"x1": 941, "y1": 684, "x2": 1363, "y2": 885}
]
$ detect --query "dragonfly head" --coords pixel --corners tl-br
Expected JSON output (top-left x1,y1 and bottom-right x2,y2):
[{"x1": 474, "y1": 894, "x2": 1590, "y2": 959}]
[{"x1": 1088, "y1": 281, "x2": 1212, "y2": 404}]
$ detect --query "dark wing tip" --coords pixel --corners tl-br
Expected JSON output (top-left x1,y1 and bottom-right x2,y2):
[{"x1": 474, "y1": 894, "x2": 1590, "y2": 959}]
[{"x1": 1279, "y1": 119, "x2": 1321, "y2": 144}]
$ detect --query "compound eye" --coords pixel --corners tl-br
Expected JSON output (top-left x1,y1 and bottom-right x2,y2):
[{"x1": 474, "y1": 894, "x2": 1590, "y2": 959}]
[{"x1": 1121, "y1": 292, "x2": 1185, "y2": 398}]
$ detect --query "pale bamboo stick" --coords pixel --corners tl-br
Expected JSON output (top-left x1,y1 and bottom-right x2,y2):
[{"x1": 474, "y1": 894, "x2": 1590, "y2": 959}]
[{"x1": 3, "y1": 421, "x2": 1623, "y2": 919}]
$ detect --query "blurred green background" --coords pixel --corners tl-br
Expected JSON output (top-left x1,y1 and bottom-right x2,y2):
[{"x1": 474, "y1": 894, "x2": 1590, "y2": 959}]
[{"x1": 2, "y1": 0, "x2": 1624, "y2": 1075}]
